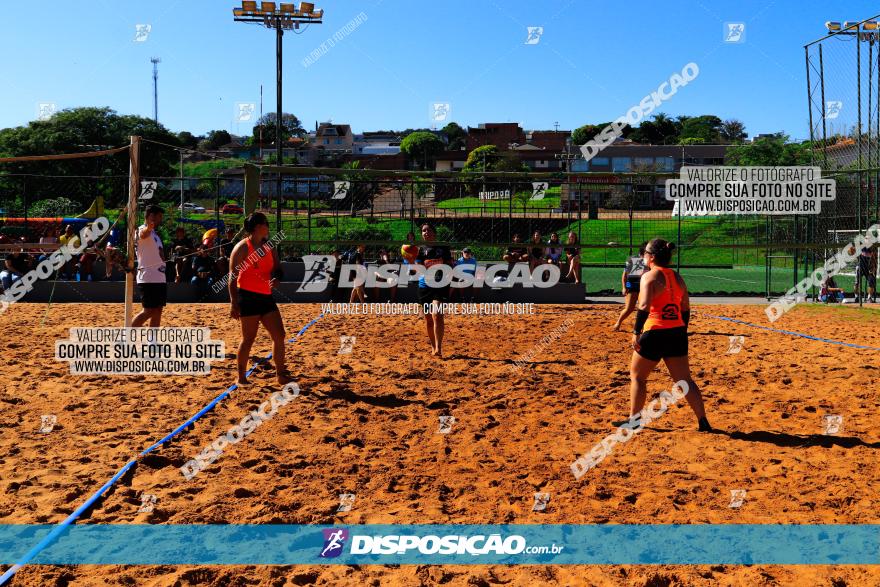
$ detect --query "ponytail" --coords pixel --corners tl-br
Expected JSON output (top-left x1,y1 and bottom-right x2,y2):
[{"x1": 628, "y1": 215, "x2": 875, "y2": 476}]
[
  {"x1": 244, "y1": 212, "x2": 268, "y2": 234},
  {"x1": 646, "y1": 238, "x2": 675, "y2": 267}
]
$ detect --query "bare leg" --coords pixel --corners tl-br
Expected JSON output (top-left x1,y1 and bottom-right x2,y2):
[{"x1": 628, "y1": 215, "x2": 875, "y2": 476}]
[
  {"x1": 149, "y1": 307, "x2": 163, "y2": 327},
  {"x1": 349, "y1": 285, "x2": 365, "y2": 303},
  {"x1": 237, "y1": 315, "x2": 261, "y2": 385},
  {"x1": 260, "y1": 310, "x2": 291, "y2": 384},
  {"x1": 132, "y1": 308, "x2": 159, "y2": 328},
  {"x1": 423, "y1": 312, "x2": 437, "y2": 353},
  {"x1": 629, "y1": 351, "x2": 659, "y2": 416},
  {"x1": 432, "y1": 301, "x2": 445, "y2": 357},
  {"x1": 663, "y1": 355, "x2": 708, "y2": 422},
  {"x1": 565, "y1": 257, "x2": 581, "y2": 283},
  {"x1": 613, "y1": 293, "x2": 637, "y2": 331}
]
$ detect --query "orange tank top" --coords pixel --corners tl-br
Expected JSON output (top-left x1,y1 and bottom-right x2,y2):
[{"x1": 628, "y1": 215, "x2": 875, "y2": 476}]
[
  {"x1": 236, "y1": 238, "x2": 274, "y2": 295},
  {"x1": 643, "y1": 267, "x2": 685, "y2": 331}
]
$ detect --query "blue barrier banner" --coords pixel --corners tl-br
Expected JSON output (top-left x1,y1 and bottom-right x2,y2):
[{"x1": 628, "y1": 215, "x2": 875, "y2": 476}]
[{"x1": 1, "y1": 525, "x2": 878, "y2": 565}]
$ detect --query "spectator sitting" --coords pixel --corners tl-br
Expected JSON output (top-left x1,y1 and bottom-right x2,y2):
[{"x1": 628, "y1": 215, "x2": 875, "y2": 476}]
[
  {"x1": 1, "y1": 248, "x2": 31, "y2": 292},
  {"x1": 99, "y1": 245, "x2": 125, "y2": 280},
  {"x1": 191, "y1": 245, "x2": 215, "y2": 299},
  {"x1": 36, "y1": 228, "x2": 59, "y2": 266},
  {"x1": 75, "y1": 222, "x2": 108, "y2": 282},
  {"x1": 503, "y1": 233, "x2": 528, "y2": 270},
  {"x1": 220, "y1": 226, "x2": 237, "y2": 258},
  {"x1": 452, "y1": 247, "x2": 477, "y2": 302},
  {"x1": 528, "y1": 231, "x2": 545, "y2": 271},
  {"x1": 39, "y1": 228, "x2": 59, "y2": 246},
  {"x1": 819, "y1": 276, "x2": 845, "y2": 303},
  {"x1": 172, "y1": 227, "x2": 195, "y2": 283},
  {"x1": 77, "y1": 249, "x2": 98, "y2": 281},
  {"x1": 545, "y1": 232, "x2": 563, "y2": 265},
  {"x1": 58, "y1": 224, "x2": 80, "y2": 279},
  {"x1": 216, "y1": 226, "x2": 237, "y2": 278},
  {"x1": 101, "y1": 224, "x2": 126, "y2": 280}
]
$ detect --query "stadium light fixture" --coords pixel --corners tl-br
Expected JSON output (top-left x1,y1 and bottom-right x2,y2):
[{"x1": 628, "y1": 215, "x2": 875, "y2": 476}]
[
  {"x1": 233, "y1": 1, "x2": 324, "y2": 230},
  {"x1": 824, "y1": 19, "x2": 879, "y2": 42}
]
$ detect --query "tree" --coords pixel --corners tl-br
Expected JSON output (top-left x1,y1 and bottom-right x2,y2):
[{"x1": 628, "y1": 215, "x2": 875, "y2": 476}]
[
  {"x1": 0, "y1": 106, "x2": 180, "y2": 208},
  {"x1": 263, "y1": 154, "x2": 297, "y2": 165},
  {"x1": 725, "y1": 135, "x2": 812, "y2": 166},
  {"x1": 512, "y1": 188, "x2": 535, "y2": 215},
  {"x1": 252, "y1": 112, "x2": 305, "y2": 146},
  {"x1": 678, "y1": 115, "x2": 723, "y2": 143},
  {"x1": 572, "y1": 123, "x2": 611, "y2": 146},
  {"x1": 400, "y1": 131, "x2": 445, "y2": 170},
  {"x1": 678, "y1": 137, "x2": 706, "y2": 145},
  {"x1": 29, "y1": 197, "x2": 77, "y2": 217},
  {"x1": 720, "y1": 119, "x2": 747, "y2": 144},
  {"x1": 441, "y1": 122, "x2": 466, "y2": 150},
  {"x1": 628, "y1": 113, "x2": 682, "y2": 144},
  {"x1": 494, "y1": 153, "x2": 529, "y2": 173},
  {"x1": 177, "y1": 131, "x2": 200, "y2": 150},
  {"x1": 200, "y1": 130, "x2": 231, "y2": 151},
  {"x1": 462, "y1": 145, "x2": 500, "y2": 172}
]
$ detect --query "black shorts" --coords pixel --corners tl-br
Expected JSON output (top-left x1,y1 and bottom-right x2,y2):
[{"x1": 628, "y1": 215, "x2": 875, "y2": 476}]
[
  {"x1": 138, "y1": 283, "x2": 167, "y2": 309},
  {"x1": 238, "y1": 288, "x2": 279, "y2": 318},
  {"x1": 637, "y1": 326, "x2": 688, "y2": 362},
  {"x1": 418, "y1": 285, "x2": 450, "y2": 304},
  {"x1": 625, "y1": 278, "x2": 640, "y2": 294}
]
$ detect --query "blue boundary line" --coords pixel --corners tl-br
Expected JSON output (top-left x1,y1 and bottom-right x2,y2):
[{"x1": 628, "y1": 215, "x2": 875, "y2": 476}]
[
  {"x1": 699, "y1": 313, "x2": 880, "y2": 351},
  {"x1": 0, "y1": 313, "x2": 324, "y2": 586}
]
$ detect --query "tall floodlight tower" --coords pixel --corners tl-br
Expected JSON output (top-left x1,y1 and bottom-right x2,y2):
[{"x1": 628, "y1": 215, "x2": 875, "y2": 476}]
[
  {"x1": 151, "y1": 57, "x2": 161, "y2": 123},
  {"x1": 233, "y1": 2, "x2": 324, "y2": 230}
]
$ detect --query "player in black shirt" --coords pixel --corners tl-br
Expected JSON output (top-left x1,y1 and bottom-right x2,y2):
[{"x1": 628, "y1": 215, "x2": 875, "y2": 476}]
[{"x1": 416, "y1": 224, "x2": 453, "y2": 357}]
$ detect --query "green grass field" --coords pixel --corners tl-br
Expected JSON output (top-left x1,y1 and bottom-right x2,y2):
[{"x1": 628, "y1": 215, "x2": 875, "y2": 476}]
[{"x1": 437, "y1": 187, "x2": 563, "y2": 211}]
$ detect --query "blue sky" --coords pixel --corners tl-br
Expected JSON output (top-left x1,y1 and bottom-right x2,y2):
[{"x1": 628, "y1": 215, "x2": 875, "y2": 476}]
[{"x1": 1, "y1": 0, "x2": 878, "y2": 139}]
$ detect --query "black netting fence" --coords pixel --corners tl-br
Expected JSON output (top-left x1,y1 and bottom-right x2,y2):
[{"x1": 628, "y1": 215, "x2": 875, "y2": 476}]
[
  {"x1": 1, "y1": 155, "x2": 876, "y2": 297},
  {"x1": 236, "y1": 167, "x2": 877, "y2": 296}
]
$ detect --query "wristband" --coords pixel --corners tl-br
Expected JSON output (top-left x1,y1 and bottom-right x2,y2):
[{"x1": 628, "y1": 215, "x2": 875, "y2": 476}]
[{"x1": 633, "y1": 309, "x2": 649, "y2": 335}]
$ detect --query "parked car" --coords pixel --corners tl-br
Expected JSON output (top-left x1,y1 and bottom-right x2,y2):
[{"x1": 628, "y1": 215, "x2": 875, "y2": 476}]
[
  {"x1": 220, "y1": 203, "x2": 243, "y2": 215},
  {"x1": 178, "y1": 202, "x2": 206, "y2": 214}
]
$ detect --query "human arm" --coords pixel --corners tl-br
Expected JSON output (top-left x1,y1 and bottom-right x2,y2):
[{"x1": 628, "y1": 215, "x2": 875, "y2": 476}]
[
  {"x1": 631, "y1": 271, "x2": 657, "y2": 350},
  {"x1": 227, "y1": 242, "x2": 247, "y2": 318},
  {"x1": 677, "y1": 272, "x2": 690, "y2": 326}
]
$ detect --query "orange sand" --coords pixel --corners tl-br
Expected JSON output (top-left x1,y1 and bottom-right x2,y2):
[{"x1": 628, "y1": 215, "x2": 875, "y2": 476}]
[{"x1": 1, "y1": 302, "x2": 879, "y2": 586}]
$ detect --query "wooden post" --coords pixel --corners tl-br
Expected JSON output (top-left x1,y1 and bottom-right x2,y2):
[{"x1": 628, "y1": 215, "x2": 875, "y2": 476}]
[{"x1": 124, "y1": 136, "x2": 141, "y2": 326}]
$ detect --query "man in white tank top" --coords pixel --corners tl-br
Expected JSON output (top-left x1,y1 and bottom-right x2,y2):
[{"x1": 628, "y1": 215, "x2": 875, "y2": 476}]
[{"x1": 132, "y1": 205, "x2": 167, "y2": 327}]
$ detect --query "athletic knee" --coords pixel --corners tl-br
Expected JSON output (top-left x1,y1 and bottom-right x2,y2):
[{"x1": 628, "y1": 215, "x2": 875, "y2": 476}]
[{"x1": 630, "y1": 372, "x2": 648, "y2": 385}]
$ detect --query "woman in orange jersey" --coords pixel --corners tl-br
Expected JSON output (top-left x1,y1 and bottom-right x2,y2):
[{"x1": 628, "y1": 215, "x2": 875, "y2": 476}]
[
  {"x1": 627, "y1": 238, "x2": 711, "y2": 431},
  {"x1": 228, "y1": 212, "x2": 291, "y2": 386}
]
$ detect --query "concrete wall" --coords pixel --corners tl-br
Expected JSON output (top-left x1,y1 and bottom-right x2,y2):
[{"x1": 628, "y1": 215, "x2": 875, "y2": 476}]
[{"x1": 17, "y1": 262, "x2": 585, "y2": 304}]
